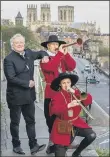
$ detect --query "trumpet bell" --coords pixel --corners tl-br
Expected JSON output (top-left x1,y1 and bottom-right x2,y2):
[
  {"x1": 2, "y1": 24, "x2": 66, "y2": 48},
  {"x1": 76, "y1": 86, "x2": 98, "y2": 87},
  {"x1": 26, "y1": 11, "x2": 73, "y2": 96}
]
[{"x1": 77, "y1": 38, "x2": 83, "y2": 45}]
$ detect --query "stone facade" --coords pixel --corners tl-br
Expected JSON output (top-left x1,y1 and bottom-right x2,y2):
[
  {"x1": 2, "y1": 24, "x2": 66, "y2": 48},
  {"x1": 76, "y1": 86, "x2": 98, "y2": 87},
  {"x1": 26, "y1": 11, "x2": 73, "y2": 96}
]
[
  {"x1": 97, "y1": 56, "x2": 109, "y2": 69},
  {"x1": 26, "y1": 4, "x2": 37, "y2": 27},
  {"x1": 26, "y1": 4, "x2": 75, "y2": 32},
  {"x1": 40, "y1": 4, "x2": 51, "y2": 22},
  {"x1": 1, "y1": 19, "x2": 14, "y2": 26},
  {"x1": 94, "y1": 33, "x2": 110, "y2": 48},
  {"x1": 70, "y1": 21, "x2": 97, "y2": 34},
  {"x1": 58, "y1": 6, "x2": 74, "y2": 24},
  {"x1": 15, "y1": 11, "x2": 23, "y2": 26}
]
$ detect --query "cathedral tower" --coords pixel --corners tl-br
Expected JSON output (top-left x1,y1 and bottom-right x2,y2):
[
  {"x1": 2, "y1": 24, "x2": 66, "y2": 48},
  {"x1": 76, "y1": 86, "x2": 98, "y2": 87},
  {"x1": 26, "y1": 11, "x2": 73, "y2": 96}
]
[
  {"x1": 58, "y1": 5, "x2": 74, "y2": 24},
  {"x1": 27, "y1": 4, "x2": 37, "y2": 26},
  {"x1": 40, "y1": 4, "x2": 51, "y2": 22},
  {"x1": 15, "y1": 11, "x2": 23, "y2": 26}
]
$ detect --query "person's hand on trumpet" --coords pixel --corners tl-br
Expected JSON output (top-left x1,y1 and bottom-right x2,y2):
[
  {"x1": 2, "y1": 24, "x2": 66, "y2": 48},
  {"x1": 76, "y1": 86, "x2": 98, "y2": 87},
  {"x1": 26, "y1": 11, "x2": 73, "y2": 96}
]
[
  {"x1": 41, "y1": 56, "x2": 49, "y2": 63},
  {"x1": 68, "y1": 100, "x2": 80, "y2": 108},
  {"x1": 59, "y1": 44, "x2": 68, "y2": 55}
]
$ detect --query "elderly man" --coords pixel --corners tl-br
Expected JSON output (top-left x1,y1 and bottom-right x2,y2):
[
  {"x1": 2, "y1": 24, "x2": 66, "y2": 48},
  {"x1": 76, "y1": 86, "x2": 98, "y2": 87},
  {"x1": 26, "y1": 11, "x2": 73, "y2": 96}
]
[
  {"x1": 40, "y1": 35, "x2": 76, "y2": 153},
  {"x1": 3, "y1": 34, "x2": 47, "y2": 155}
]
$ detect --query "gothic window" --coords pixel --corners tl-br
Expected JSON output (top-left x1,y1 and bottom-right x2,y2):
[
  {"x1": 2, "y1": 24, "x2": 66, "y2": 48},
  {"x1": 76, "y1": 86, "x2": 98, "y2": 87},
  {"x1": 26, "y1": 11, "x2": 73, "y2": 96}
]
[
  {"x1": 43, "y1": 13, "x2": 45, "y2": 21},
  {"x1": 33, "y1": 13, "x2": 36, "y2": 21},
  {"x1": 71, "y1": 10, "x2": 73, "y2": 21},
  {"x1": 60, "y1": 10, "x2": 63, "y2": 20},
  {"x1": 47, "y1": 13, "x2": 49, "y2": 21},
  {"x1": 69, "y1": 10, "x2": 71, "y2": 21},
  {"x1": 29, "y1": 13, "x2": 31, "y2": 22},
  {"x1": 64, "y1": 10, "x2": 66, "y2": 21}
]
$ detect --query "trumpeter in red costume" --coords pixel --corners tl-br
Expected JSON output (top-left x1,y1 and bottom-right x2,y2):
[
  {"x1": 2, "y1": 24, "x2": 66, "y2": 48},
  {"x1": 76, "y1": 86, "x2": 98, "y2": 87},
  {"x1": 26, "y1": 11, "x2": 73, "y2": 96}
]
[
  {"x1": 40, "y1": 35, "x2": 76, "y2": 153},
  {"x1": 50, "y1": 72, "x2": 96, "y2": 157}
]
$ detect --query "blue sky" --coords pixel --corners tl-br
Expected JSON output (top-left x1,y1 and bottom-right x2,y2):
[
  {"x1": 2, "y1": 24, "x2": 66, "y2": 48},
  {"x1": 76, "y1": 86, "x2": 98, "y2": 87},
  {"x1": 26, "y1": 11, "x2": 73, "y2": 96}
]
[{"x1": 1, "y1": 1, "x2": 109, "y2": 33}]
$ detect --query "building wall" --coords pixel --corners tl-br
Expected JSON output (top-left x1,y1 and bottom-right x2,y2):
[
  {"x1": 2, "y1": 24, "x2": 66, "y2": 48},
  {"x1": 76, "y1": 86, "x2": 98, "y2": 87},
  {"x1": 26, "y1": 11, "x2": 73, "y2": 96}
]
[
  {"x1": 27, "y1": 4, "x2": 37, "y2": 26},
  {"x1": 1, "y1": 19, "x2": 14, "y2": 26},
  {"x1": 58, "y1": 6, "x2": 74, "y2": 24},
  {"x1": 27, "y1": 4, "x2": 75, "y2": 31},
  {"x1": 101, "y1": 35, "x2": 109, "y2": 48},
  {"x1": 71, "y1": 21, "x2": 97, "y2": 34},
  {"x1": 97, "y1": 56, "x2": 109, "y2": 69},
  {"x1": 94, "y1": 34, "x2": 109, "y2": 48},
  {"x1": 40, "y1": 4, "x2": 51, "y2": 22},
  {"x1": 15, "y1": 18, "x2": 23, "y2": 26}
]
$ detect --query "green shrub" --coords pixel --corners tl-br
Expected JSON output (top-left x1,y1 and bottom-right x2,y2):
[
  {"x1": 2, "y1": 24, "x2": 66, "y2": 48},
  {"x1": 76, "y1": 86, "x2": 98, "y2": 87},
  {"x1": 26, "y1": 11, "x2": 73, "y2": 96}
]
[{"x1": 96, "y1": 148, "x2": 110, "y2": 157}]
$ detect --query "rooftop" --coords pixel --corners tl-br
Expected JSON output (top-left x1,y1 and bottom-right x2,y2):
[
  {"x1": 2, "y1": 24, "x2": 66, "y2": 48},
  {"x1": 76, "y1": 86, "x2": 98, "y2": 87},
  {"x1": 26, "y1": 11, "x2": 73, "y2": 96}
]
[{"x1": 16, "y1": 11, "x2": 23, "y2": 19}]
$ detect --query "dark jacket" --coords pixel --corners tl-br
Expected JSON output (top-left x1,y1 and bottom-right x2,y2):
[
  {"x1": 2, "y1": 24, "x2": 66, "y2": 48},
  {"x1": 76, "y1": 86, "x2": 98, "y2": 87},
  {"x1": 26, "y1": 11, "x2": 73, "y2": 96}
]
[{"x1": 4, "y1": 49, "x2": 48, "y2": 107}]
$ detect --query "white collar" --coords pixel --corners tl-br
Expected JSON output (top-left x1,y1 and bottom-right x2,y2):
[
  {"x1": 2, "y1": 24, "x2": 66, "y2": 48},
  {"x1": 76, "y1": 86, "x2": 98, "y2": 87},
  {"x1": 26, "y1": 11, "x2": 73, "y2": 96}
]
[
  {"x1": 20, "y1": 51, "x2": 25, "y2": 56},
  {"x1": 46, "y1": 50, "x2": 56, "y2": 56}
]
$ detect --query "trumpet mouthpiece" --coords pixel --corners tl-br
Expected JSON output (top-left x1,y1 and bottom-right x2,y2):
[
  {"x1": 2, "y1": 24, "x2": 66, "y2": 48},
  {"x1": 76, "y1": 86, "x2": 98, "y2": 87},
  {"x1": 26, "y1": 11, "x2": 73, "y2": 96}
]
[{"x1": 67, "y1": 87, "x2": 75, "y2": 93}]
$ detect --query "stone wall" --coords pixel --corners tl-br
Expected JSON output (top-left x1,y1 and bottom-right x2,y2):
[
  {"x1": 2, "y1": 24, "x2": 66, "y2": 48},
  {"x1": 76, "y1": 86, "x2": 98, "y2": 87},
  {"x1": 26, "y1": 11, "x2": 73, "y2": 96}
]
[{"x1": 97, "y1": 56, "x2": 109, "y2": 69}]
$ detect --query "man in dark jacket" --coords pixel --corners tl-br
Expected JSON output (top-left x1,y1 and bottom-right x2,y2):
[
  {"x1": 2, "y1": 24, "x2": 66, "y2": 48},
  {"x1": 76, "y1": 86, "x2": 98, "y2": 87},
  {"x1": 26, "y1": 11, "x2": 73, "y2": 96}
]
[{"x1": 3, "y1": 34, "x2": 47, "y2": 155}]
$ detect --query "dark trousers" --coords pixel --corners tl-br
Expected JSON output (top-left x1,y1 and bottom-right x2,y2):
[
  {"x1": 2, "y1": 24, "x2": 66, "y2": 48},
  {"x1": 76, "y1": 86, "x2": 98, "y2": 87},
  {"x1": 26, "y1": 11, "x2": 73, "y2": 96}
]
[
  {"x1": 55, "y1": 127, "x2": 96, "y2": 157},
  {"x1": 9, "y1": 103, "x2": 36, "y2": 148},
  {"x1": 44, "y1": 98, "x2": 56, "y2": 133}
]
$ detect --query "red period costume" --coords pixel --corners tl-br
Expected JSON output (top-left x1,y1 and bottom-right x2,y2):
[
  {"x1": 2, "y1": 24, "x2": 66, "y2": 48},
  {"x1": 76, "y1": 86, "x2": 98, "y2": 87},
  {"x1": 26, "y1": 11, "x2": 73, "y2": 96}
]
[
  {"x1": 40, "y1": 51, "x2": 76, "y2": 98},
  {"x1": 50, "y1": 89, "x2": 92, "y2": 146}
]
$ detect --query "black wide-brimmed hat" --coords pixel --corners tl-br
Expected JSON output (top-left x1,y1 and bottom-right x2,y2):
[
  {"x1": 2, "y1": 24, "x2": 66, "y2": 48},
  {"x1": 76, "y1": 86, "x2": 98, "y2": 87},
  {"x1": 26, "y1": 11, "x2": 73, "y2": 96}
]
[
  {"x1": 41, "y1": 35, "x2": 66, "y2": 48},
  {"x1": 50, "y1": 72, "x2": 79, "y2": 91}
]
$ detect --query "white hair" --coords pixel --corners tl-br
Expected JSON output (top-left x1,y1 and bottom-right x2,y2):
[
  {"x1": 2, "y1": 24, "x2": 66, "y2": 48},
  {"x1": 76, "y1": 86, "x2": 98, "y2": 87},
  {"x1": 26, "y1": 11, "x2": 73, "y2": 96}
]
[{"x1": 10, "y1": 33, "x2": 25, "y2": 49}]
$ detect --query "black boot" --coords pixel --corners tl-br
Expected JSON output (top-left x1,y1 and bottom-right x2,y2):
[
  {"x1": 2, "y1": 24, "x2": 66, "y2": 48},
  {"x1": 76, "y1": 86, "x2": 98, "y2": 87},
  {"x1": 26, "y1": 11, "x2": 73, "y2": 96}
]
[
  {"x1": 29, "y1": 139, "x2": 46, "y2": 155},
  {"x1": 13, "y1": 146, "x2": 25, "y2": 155},
  {"x1": 46, "y1": 145, "x2": 55, "y2": 154},
  {"x1": 30, "y1": 143, "x2": 46, "y2": 155},
  {"x1": 72, "y1": 153, "x2": 82, "y2": 157}
]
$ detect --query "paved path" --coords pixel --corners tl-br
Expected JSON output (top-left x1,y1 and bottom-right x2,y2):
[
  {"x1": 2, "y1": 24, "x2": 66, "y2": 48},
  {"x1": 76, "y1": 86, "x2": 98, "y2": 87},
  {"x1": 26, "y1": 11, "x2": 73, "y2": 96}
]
[{"x1": 1, "y1": 81, "x2": 99, "y2": 156}]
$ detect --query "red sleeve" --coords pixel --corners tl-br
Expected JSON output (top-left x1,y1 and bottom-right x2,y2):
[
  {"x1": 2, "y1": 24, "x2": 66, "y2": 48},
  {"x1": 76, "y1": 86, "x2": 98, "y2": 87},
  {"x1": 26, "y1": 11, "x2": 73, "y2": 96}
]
[
  {"x1": 74, "y1": 89, "x2": 92, "y2": 106},
  {"x1": 40, "y1": 51, "x2": 64, "y2": 72},
  {"x1": 74, "y1": 89, "x2": 81, "y2": 96},
  {"x1": 82, "y1": 93, "x2": 92, "y2": 106},
  {"x1": 51, "y1": 94, "x2": 67, "y2": 115},
  {"x1": 64, "y1": 53, "x2": 76, "y2": 71}
]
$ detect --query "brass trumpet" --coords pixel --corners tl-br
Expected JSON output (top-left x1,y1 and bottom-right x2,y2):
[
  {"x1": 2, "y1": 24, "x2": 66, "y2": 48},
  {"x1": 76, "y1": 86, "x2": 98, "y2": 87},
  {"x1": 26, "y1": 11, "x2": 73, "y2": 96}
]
[
  {"x1": 55, "y1": 38, "x2": 83, "y2": 51},
  {"x1": 67, "y1": 87, "x2": 94, "y2": 120},
  {"x1": 62, "y1": 38, "x2": 83, "y2": 49}
]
